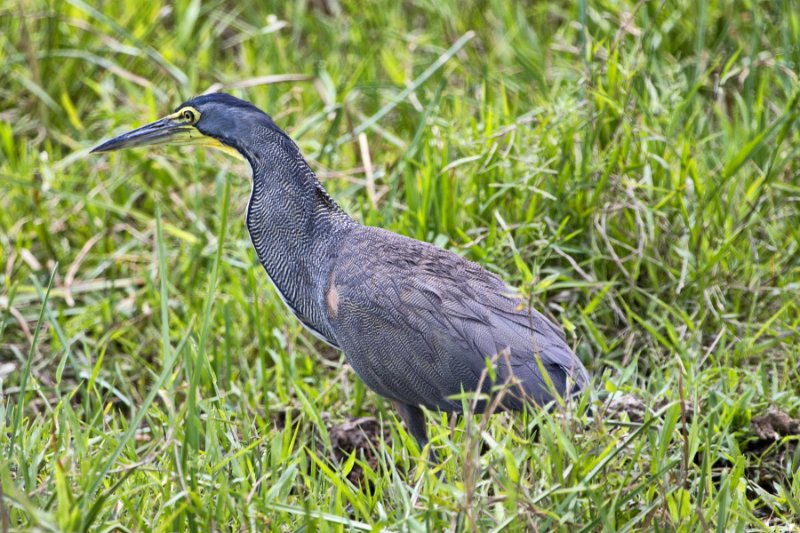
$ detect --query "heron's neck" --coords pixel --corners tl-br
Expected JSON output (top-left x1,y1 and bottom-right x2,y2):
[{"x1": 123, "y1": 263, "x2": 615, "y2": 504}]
[{"x1": 243, "y1": 137, "x2": 353, "y2": 346}]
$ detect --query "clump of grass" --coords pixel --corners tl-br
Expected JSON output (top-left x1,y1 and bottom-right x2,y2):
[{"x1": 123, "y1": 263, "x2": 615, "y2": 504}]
[{"x1": 1, "y1": 0, "x2": 799, "y2": 530}]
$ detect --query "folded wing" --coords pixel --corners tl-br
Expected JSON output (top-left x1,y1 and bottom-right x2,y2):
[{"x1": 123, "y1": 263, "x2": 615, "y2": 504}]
[{"x1": 328, "y1": 227, "x2": 589, "y2": 413}]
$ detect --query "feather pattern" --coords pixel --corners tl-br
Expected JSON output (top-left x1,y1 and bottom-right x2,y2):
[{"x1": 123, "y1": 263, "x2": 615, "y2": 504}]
[{"x1": 329, "y1": 227, "x2": 589, "y2": 412}]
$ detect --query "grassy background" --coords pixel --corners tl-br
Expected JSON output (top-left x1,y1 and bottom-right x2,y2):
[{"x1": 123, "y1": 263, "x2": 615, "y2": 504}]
[{"x1": 2, "y1": 0, "x2": 800, "y2": 530}]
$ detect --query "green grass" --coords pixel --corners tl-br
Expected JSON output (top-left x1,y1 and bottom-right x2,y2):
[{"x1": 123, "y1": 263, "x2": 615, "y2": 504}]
[{"x1": 2, "y1": 0, "x2": 800, "y2": 530}]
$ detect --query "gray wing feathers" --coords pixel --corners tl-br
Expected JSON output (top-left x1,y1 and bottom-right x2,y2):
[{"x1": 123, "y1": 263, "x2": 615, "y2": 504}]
[{"x1": 330, "y1": 227, "x2": 589, "y2": 413}]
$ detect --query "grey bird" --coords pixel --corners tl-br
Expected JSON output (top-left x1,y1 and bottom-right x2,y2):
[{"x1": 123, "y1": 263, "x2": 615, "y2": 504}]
[{"x1": 92, "y1": 93, "x2": 590, "y2": 454}]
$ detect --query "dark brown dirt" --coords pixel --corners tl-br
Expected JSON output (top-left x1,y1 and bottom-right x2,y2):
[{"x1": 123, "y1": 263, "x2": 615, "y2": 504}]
[{"x1": 329, "y1": 416, "x2": 391, "y2": 486}]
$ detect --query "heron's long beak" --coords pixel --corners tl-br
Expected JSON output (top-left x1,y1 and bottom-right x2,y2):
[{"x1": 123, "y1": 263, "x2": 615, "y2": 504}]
[{"x1": 91, "y1": 114, "x2": 201, "y2": 153}]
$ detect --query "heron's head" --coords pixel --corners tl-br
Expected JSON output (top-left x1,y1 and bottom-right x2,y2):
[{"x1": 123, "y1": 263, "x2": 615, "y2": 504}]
[{"x1": 91, "y1": 93, "x2": 283, "y2": 160}]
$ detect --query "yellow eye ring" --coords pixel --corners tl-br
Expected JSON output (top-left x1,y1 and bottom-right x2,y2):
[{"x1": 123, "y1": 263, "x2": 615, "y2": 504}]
[{"x1": 181, "y1": 108, "x2": 198, "y2": 123}]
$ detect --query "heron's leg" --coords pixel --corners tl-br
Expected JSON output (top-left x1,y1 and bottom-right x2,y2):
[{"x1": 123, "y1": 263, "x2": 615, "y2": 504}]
[{"x1": 392, "y1": 401, "x2": 437, "y2": 462}]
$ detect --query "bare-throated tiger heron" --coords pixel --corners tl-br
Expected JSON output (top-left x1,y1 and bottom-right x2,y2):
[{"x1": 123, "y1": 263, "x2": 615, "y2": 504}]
[{"x1": 92, "y1": 93, "x2": 590, "y2": 456}]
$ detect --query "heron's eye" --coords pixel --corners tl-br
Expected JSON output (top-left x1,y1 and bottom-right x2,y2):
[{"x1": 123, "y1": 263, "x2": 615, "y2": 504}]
[{"x1": 182, "y1": 109, "x2": 196, "y2": 123}]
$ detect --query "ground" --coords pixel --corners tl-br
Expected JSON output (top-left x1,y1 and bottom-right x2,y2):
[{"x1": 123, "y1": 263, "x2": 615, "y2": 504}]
[{"x1": 1, "y1": 0, "x2": 799, "y2": 530}]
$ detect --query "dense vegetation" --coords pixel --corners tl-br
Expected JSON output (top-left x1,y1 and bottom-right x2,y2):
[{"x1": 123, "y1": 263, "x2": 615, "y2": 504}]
[{"x1": 2, "y1": 0, "x2": 799, "y2": 530}]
